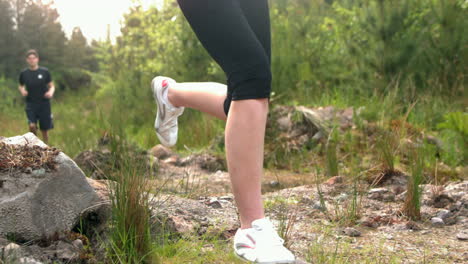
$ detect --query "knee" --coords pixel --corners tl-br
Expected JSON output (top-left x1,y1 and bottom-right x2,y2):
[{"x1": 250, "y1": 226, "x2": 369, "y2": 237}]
[
  {"x1": 29, "y1": 123, "x2": 37, "y2": 131},
  {"x1": 231, "y1": 60, "x2": 271, "y2": 98},
  {"x1": 224, "y1": 61, "x2": 271, "y2": 117}
]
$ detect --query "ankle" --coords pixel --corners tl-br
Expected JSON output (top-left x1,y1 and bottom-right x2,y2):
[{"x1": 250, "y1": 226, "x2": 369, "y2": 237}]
[
  {"x1": 240, "y1": 216, "x2": 266, "y2": 229},
  {"x1": 166, "y1": 86, "x2": 181, "y2": 108}
]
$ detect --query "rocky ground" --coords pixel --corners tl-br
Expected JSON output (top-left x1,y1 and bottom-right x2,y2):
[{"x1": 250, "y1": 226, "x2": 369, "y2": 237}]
[
  {"x1": 138, "y1": 151, "x2": 468, "y2": 263},
  {"x1": 1, "y1": 105, "x2": 466, "y2": 263}
]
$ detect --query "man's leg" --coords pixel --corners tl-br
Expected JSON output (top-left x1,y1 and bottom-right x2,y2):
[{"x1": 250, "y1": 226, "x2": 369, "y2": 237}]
[
  {"x1": 26, "y1": 104, "x2": 38, "y2": 135},
  {"x1": 28, "y1": 123, "x2": 37, "y2": 135},
  {"x1": 38, "y1": 101, "x2": 53, "y2": 145},
  {"x1": 40, "y1": 130, "x2": 49, "y2": 144}
]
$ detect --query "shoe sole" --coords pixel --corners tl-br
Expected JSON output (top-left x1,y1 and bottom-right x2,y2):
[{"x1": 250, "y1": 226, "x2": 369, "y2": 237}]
[{"x1": 151, "y1": 77, "x2": 173, "y2": 147}]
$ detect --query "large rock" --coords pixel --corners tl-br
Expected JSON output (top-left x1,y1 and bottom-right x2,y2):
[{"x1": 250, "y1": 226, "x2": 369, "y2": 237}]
[{"x1": 0, "y1": 133, "x2": 100, "y2": 241}]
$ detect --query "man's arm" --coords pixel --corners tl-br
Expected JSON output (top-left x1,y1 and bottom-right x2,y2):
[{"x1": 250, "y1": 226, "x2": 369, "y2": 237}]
[
  {"x1": 18, "y1": 84, "x2": 28, "y2": 97},
  {"x1": 18, "y1": 71, "x2": 27, "y2": 97},
  {"x1": 44, "y1": 81, "x2": 55, "y2": 99}
]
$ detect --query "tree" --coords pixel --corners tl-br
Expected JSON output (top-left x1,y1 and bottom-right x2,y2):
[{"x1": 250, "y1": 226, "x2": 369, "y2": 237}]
[
  {"x1": 0, "y1": 0, "x2": 17, "y2": 78},
  {"x1": 15, "y1": 0, "x2": 67, "y2": 69}
]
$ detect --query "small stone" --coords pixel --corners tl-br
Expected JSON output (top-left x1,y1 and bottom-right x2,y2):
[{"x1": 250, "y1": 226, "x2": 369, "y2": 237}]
[
  {"x1": 325, "y1": 176, "x2": 343, "y2": 185},
  {"x1": 269, "y1": 180, "x2": 280, "y2": 188},
  {"x1": 201, "y1": 243, "x2": 214, "y2": 253},
  {"x1": 277, "y1": 116, "x2": 292, "y2": 131},
  {"x1": 437, "y1": 209, "x2": 451, "y2": 220},
  {"x1": 382, "y1": 193, "x2": 395, "y2": 202},
  {"x1": 313, "y1": 200, "x2": 327, "y2": 211},
  {"x1": 433, "y1": 194, "x2": 455, "y2": 208},
  {"x1": 4, "y1": 242, "x2": 20, "y2": 254},
  {"x1": 3, "y1": 243, "x2": 23, "y2": 259},
  {"x1": 444, "y1": 216, "x2": 458, "y2": 225},
  {"x1": 406, "y1": 220, "x2": 422, "y2": 231},
  {"x1": 219, "y1": 195, "x2": 233, "y2": 201},
  {"x1": 150, "y1": 144, "x2": 172, "y2": 159},
  {"x1": 32, "y1": 168, "x2": 46, "y2": 177},
  {"x1": 368, "y1": 188, "x2": 392, "y2": 201},
  {"x1": 396, "y1": 191, "x2": 406, "y2": 202},
  {"x1": 55, "y1": 241, "x2": 79, "y2": 260},
  {"x1": 393, "y1": 224, "x2": 407, "y2": 231},
  {"x1": 206, "y1": 198, "x2": 222, "y2": 209},
  {"x1": 430, "y1": 217, "x2": 444, "y2": 227},
  {"x1": 456, "y1": 231, "x2": 468, "y2": 241},
  {"x1": 368, "y1": 187, "x2": 389, "y2": 194},
  {"x1": 19, "y1": 257, "x2": 43, "y2": 264},
  {"x1": 343, "y1": 227, "x2": 361, "y2": 237},
  {"x1": 336, "y1": 193, "x2": 348, "y2": 202},
  {"x1": 164, "y1": 155, "x2": 180, "y2": 165},
  {"x1": 368, "y1": 192, "x2": 381, "y2": 200},
  {"x1": 384, "y1": 233, "x2": 394, "y2": 240},
  {"x1": 312, "y1": 131, "x2": 324, "y2": 141},
  {"x1": 359, "y1": 216, "x2": 378, "y2": 228},
  {"x1": 72, "y1": 239, "x2": 84, "y2": 250}
]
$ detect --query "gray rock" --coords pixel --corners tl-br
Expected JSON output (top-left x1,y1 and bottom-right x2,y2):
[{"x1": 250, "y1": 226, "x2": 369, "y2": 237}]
[
  {"x1": 430, "y1": 217, "x2": 445, "y2": 227},
  {"x1": 219, "y1": 195, "x2": 233, "y2": 201},
  {"x1": 206, "y1": 198, "x2": 222, "y2": 209},
  {"x1": 277, "y1": 116, "x2": 292, "y2": 131},
  {"x1": 149, "y1": 144, "x2": 173, "y2": 159},
  {"x1": 343, "y1": 227, "x2": 361, "y2": 237},
  {"x1": 313, "y1": 200, "x2": 328, "y2": 211},
  {"x1": 368, "y1": 188, "x2": 395, "y2": 201},
  {"x1": 368, "y1": 187, "x2": 389, "y2": 194},
  {"x1": 456, "y1": 231, "x2": 468, "y2": 241},
  {"x1": 0, "y1": 237, "x2": 8, "y2": 246},
  {"x1": 19, "y1": 257, "x2": 43, "y2": 264},
  {"x1": 335, "y1": 193, "x2": 349, "y2": 202},
  {"x1": 436, "y1": 209, "x2": 451, "y2": 220},
  {"x1": 269, "y1": 180, "x2": 280, "y2": 188},
  {"x1": 72, "y1": 239, "x2": 84, "y2": 250},
  {"x1": 4, "y1": 242, "x2": 21, "y2": 255},
  {"x1": 55, "y1": 241, "x2": 79, "y2": 261},
  {"x1": 311, "y1": 131, "x2": 324, "y2": 141},
  {"x1": 0, "y1": 133, "x2": 100, "y2": 241}
]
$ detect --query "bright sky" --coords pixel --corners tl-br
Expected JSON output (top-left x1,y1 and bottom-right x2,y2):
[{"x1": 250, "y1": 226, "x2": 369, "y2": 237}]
[{"x1": 53, "y1": 0, "x2": 161, "y2": 42}]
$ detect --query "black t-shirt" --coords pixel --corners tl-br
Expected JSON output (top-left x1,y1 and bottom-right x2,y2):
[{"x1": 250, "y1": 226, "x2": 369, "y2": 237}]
[{"x1": 19, "y1": 67, "x2": 52, "y2": 103}]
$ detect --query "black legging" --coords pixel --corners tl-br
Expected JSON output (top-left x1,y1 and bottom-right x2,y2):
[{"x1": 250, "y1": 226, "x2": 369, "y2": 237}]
[{"x1": 177, "y1": 0, "x2": 272, "y2": 116}]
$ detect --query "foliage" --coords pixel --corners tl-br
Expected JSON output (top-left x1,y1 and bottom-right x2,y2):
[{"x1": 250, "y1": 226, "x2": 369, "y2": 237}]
[
  {"x1": 0, "y1": 0, "x2": 99, "y2": 91},
  {"x1": 436, "y1": 111, "x2": 467, "y2": 166}
]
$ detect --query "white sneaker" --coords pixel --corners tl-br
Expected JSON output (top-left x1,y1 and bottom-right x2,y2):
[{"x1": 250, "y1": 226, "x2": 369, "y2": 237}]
[
  {"x1": 233, "y1": 218, "x2": 296, "y2": 263},
  {"x1": 151, "y1": 76, "x2": 185, "y2": 147}
]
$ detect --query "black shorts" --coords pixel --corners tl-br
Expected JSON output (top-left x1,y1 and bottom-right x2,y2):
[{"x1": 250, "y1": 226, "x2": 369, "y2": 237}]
[
  {"x1": 177, "y1": 0, "x2": 272, "y2": 116},
  {"x1": 25, "y1": 101, "x2": 54, "y2": 130}
]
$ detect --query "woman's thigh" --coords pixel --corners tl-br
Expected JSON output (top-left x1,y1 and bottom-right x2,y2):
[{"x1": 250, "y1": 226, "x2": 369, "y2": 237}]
[{"x1": 177, "y1": 0, "x2": 271, "y2": 116}]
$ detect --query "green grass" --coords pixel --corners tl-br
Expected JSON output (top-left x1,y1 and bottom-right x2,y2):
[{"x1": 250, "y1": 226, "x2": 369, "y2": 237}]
[
  {"x1": 0, "y1": 78, "x2": 465, "y2": 263},
  {"x1": 0, "y1": 90, "x2": 105, "y2": 158}
]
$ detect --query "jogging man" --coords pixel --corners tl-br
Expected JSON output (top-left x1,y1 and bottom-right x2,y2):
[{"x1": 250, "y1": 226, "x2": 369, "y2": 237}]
[{"x1": 18, "y1": 49, "x2": 55, "y2": 144}]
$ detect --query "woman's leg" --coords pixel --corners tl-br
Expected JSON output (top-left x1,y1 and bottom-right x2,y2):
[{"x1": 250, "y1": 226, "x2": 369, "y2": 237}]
[
  {"x1": 225, "y1": 98, "x2": 268, "y2": 226},
  {"x1": 168, "y1": 82, "x2": 228, "y2": 121},
  {"x1": 177, "y1": 0, "x2": 271, "y2": 229},
  {"x1": 175, "y1": 0, "x2": 295, "y2": 262}
]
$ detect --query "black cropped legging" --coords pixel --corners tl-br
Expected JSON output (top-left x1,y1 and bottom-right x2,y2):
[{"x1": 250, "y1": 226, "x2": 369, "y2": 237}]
[{"x1": 177, "y1": 0, "x2": 272, "y2": 116}]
